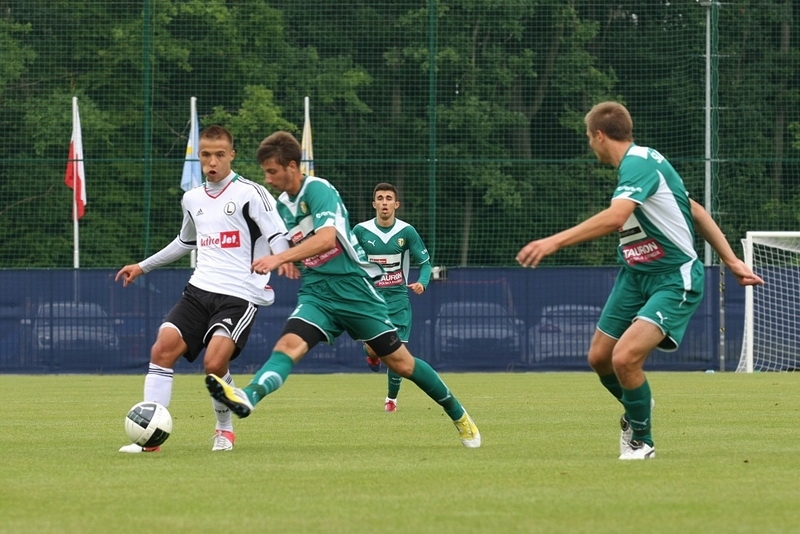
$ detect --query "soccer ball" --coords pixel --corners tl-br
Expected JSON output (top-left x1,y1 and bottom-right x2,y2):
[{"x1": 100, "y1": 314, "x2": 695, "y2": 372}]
[{"x1": 124, "y1": 401, "x2": 173, "y2": 448}]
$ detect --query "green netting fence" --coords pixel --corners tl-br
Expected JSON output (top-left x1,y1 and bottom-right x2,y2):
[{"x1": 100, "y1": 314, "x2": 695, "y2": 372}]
[{"x1": 1, "y1": 0, "x2": 798, "y2": 269}]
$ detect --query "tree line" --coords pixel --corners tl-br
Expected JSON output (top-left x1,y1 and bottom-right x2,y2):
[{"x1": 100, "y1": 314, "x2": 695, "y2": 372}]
[{"x1": 0, "y1": 0, "x2": 797, "y2": 269}]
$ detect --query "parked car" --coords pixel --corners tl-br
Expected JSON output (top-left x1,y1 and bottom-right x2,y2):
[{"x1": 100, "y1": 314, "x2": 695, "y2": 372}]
[
  {"x1": 527, "y1": 304, "x2": 602, "y2": 364},
  {"x1": 23, "y1": 302, "x2": 120, "y2": 367},
  {"x1": 422, "y1": 301, "x2": 525, "y2": 366}
]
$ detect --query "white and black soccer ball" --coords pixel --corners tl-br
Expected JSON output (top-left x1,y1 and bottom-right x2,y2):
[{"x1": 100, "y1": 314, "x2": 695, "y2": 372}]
[{"x1": 124, "y1": 401, "x2": 173, "y2": 448}]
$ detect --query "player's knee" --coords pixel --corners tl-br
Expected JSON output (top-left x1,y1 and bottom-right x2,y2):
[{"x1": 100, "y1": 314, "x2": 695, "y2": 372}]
[
  {"x1": 365, "y1": 330, "x2": 403, "y2": 358},
  {"x1": 280, "y1": 318, "x2": 326, "y2": 353},
  {"x1": 380, "y1": 345, "x2": 415, "y2": 377},
  {"x1": 203, "y1": 360, "x2": 228, "y2": 376},
  {"x1": 587, "y1": 346, "x2": 610, "y2": 372}
]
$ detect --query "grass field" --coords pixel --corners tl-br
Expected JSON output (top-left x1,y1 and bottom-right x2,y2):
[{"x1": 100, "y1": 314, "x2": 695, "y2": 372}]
[{"x1": 1, "y1": 371, "x2": 798, "y2": 534}]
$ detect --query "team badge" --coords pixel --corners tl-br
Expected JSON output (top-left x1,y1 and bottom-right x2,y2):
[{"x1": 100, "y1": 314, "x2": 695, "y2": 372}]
[
  {"x1": 300, "y1": 202, "x2": 308, "y2": 214},
  {"x1": 397, "y1": 238, "x2": 405, "y2": 247},
  {"x1": 224, "y1": 202, "x2": 236, "y2": 215}
]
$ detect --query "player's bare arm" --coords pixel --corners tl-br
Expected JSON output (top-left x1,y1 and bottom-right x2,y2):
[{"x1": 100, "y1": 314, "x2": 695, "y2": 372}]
[
  {"x1": 252, "y1": 226, "x2": 337, "y2": 274},
  {"x1": 689, "y1": 199, "x2": 764, "y2": 287},
  {"x1": 516, "y1": 199, "x2": 635, "y2": 268}
]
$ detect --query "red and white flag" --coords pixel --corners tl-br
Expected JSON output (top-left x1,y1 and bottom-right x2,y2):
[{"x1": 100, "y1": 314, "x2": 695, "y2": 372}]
[{"x1": 65, "y1": 97, "x2": 86, "y2": 220}]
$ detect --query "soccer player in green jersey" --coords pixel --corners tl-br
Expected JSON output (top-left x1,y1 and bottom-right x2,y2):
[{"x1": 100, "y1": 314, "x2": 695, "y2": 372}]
[
  {"x1": 517, "y1": 101, "x2": 763, "y2": 460},
  {"x1": 353, "y1": 183, "x2": 432, "y2": 412},
  {"x1": 204, "y1": 131, "x2": 480, "y2": 448}
]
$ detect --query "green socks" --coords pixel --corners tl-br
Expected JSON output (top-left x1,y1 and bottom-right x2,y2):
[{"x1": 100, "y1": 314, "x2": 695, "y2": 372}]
[
  {"x1": 243, "y1": 352, "x2": 294, "y2": 405},
  {"x1": 599, "y1": 372, "x2": 623, "y2": 402},
  {"x1": 387, "y1": 369, "x2": 402, "y2": 399},
  {"x1": 621, "y1": 380, "x2": 654, "y2": 446},
  {"x1": 241, "y1": 353, "x2": 462, "y2": 422},
  {"x1": 408, "y1": 357, "x2": 464, "y2": 420}
]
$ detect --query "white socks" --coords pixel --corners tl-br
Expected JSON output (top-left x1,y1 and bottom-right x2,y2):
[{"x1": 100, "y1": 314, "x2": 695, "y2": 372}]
[{"x1": 144, "y1": 363, "x2": 173, "y2": 407}]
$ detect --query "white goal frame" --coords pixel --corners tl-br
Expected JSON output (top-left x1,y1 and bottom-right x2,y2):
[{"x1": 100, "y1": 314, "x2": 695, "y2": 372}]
[{"x1": 738, "y1": 231, "x2": 800, "y2": 373}]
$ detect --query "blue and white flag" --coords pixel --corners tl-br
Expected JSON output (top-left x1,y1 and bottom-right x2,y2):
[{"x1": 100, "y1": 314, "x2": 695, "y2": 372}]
[{"x1": 180, "y1": 96, "x2": 202, "y2": 191}]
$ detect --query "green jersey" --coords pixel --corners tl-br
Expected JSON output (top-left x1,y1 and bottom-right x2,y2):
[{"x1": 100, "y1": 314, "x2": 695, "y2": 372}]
[
  {"x1": 353, "y1": 218, "x2": 432, "y2": 305},
  {"x1": 613, "y1": 144, "x2": 698, "y2": 274},
  {"x1": 277, "y1": 176, "x2": 383, "y2": 284}
]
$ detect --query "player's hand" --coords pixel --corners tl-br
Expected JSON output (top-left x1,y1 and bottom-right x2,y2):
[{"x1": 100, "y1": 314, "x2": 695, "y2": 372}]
[
  {"x1": 278, "y1": 262, "x2": 300, "y2": 279},
  {"x1": 726, "y1": 259, "x2": 765, "y2": 287},
  {"x1": 252, "y1": 255, "x2": 282, "y2": 275},
  {"x1": 407, "y1": 282, "x2": 425, "y2": 295},
  {"x1": 516, "y1": 237, "x2": 559, "y2": 268},
  {"x1": 115, "y1": 264, "x2": 144, "y2": 287}
]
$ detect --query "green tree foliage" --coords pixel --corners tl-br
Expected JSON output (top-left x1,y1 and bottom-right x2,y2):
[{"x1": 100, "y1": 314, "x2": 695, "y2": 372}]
[{"x1": 0, "y1": 0, "x2": 797, "y2": 268}]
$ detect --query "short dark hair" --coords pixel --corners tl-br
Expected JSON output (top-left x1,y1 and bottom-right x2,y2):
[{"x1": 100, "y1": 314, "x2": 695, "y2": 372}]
[
  {"x1": 256, "y1": 131, "x2": 301, "y2": 167},
  {"x1": 373, "y1": 182, "x2": 399, "y2": 200},
  {"x1": 200, "y1": 125, "x2": 234, "y2": 146},
  {"x1": 584, "y1": 102, "x2": 633, "y2": 142}
]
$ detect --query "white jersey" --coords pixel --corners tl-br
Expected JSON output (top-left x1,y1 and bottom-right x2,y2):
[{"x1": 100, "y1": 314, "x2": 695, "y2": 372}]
[{"x1": 140, "y1": 173, "x2": 290, "y2": 305}]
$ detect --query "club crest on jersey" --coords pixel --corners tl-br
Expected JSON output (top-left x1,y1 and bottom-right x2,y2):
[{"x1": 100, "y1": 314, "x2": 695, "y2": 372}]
[
  {"x1": 300, "y1": 202, "x2": 308, "y2": 214},
  {"x1": 224, "y1": 202, "x2": 236, "y2": 215},
  {"x1": 397, "y1": 238, "x2": 405, "y2": 247}
]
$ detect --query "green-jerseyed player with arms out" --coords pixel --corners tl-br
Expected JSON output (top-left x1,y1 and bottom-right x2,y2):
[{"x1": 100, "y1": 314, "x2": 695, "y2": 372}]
[
  {"x1": 517, "y1": 101, "x2": 763, "y2": 460},
  {"x1": 205, "y1": 131, "x2": 480, "y2": 448},
  {"x1": 353, "y1": 183, "x2": 432, "y2": 412}
]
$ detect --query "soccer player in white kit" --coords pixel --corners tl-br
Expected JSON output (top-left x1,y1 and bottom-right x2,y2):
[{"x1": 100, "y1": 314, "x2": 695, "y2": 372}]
[{"x1": 115, "y1": 125, "x2": 296, "y2": 453}]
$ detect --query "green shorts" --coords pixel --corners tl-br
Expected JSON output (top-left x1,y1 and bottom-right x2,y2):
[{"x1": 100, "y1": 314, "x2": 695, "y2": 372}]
[
  {"x1": 384, "y1": 297, "x2": 412, "y2": 342},
  {"x1": 597, "y1": 260, "x2": 704, "y2": 351},
  {"x1": 290, "y1": 275, "x2": 397, "y2": 345}
]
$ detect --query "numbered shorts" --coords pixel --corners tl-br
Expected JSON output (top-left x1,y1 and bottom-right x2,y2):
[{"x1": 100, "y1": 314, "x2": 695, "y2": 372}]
[
  {"x1": 289, "y1": 275, "x2": 397, "y2": 344},
  {"x1": 597, "y1": 260, "x2": 704, "y2": 351}
]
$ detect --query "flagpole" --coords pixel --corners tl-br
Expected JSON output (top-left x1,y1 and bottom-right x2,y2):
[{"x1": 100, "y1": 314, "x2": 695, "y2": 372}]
[
  {"x1": 71, "y1": 97, "x2": 81, "y2": 302},
  {"x1": 73, "y1": 178, "x2": 79, "y2": 302},
  {"x1": 71, "y1": 97, "x2": 81, "y2": 270}
]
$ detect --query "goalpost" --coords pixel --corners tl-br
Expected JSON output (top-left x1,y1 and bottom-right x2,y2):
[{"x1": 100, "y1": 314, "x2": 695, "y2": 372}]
[{"x1": 737, "y1": 231, "x2": 800, "y2": 372}]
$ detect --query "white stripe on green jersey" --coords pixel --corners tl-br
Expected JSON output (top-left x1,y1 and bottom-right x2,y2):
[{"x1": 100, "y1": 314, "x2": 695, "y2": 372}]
[
  {"x1": 277, "y1": 176, "x2": 384, "y2": 282},
  {"x1": 613, "y1": 144, "x2": 697, "y2": 273},
  {"x1": 353, "y1": 218, "x2": 431, "y2": 303}
]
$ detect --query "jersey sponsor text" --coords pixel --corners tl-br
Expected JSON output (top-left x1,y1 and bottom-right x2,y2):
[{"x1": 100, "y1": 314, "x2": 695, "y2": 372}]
[
  {"x1": 621, "y1": 238, "x2": 664, "y2": 265},
  {"x1": 200, "y1": 230, "x2": 241, "y2": 248}
]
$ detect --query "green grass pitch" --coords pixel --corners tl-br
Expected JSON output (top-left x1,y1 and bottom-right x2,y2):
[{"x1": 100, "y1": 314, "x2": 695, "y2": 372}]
[{"x1": 1, "y1": 372, "x2": 797, "y2": 533}]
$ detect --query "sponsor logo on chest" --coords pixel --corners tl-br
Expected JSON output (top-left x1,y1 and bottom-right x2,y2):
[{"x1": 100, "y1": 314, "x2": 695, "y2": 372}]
[
  {"x1": 621, "y1": 237, "x2": 664, "y2": 265},
  {"x1": 200, "y1": 230, "x2": 241, "y2": 248}
]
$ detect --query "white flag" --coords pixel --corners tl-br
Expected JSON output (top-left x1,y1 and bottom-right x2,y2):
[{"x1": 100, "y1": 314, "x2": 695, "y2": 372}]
[{"x1": 301, "y1": 96, "x2": 314, "y2": 176}]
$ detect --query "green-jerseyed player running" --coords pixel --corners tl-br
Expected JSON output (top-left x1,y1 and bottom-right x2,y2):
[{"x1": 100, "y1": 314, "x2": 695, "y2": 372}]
[
  {"x1": 516, "y1": 101, "x2": 764, "y2": 460},
  {"x1": 205, "y1": 131, "x2": 480, "y2": 448},
  {"x1": 353, "y1": 183, "x2": 432, "y2": 413}
]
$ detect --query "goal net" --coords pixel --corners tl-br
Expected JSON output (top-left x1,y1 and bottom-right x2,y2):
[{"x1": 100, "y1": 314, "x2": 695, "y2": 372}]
[{"x1": 737, "y1": 232, "x2": 800, "y2": 372}]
